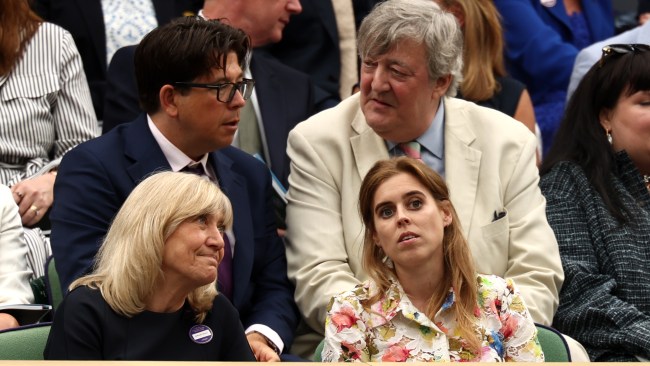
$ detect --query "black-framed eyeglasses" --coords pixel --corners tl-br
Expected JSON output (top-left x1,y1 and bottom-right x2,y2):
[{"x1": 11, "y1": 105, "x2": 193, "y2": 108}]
[
  {"x1": 172, "y1": 78, "x2": 255, "y2": 103},
  {"x1": 599, "y1": 44, "x2": 650, "y2": 67}
]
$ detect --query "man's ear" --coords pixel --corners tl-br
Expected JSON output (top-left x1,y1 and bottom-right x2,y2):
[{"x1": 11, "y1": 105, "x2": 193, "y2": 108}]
[
  {"x1": 160, "y1": 84, "x2": 179, "y2": 118},
  {"x1": 431, "y1": 74, "x2": 452, "y2": 100}
]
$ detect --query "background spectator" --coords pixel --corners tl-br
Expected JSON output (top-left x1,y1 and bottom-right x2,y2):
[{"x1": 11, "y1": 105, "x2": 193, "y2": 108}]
[
  {"x1": 540, "y1": 44, "x2": 650, "y2": 361},
  {"x1": 260, "y1": 0, "x2": 381, "y2": 109},
  {"x1": 494, "y1": 0, "x2": 614, "y2": 156},
  {"x1": 31, "y1": 0, "x2": 203, "y2": 121},
  {"x1": 1, "y1": 0, "x2": 96, "y2": 228},
  {"x1": 435, "y1": 0, "x2": 539, "y2": 159},
  {"x1": 567, "y1": 21, "x2": 650, "y2": 100}
]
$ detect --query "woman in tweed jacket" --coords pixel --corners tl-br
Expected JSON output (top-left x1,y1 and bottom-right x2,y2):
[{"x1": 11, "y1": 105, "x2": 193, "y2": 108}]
[{"x1": 539, "y1": 44, "x2": 650, "y2": 362}]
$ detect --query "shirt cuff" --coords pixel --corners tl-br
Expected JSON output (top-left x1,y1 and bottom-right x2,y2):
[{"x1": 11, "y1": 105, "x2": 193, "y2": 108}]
[{"x1": 245, "y1": 324, "x2": 284, "y2": 354}]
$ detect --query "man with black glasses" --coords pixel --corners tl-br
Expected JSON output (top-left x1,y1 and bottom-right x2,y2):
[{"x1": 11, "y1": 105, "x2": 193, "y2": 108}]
[
  {"x1": 49, "y1": 17, "x2": 299, "y2": 362},
  {"x1": 103, "y1": 0, "x2": 313, "y2": 191}
]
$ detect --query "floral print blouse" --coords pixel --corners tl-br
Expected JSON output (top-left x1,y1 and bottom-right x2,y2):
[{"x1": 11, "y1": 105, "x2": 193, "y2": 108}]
[{"x1": 322, "y1": 274, "x2": 543, "y2": 362}]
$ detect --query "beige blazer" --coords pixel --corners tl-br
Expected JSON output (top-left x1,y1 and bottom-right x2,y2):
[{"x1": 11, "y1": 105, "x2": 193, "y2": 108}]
[{"x1": 285, "y1": 94, "x2": 563, "y2": 351}]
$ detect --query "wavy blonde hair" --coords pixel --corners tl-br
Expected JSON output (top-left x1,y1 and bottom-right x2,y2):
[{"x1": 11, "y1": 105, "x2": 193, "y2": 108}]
[
  {"x1": 358, "y1": 157, "x2": 480, "y2": 353},
  {"x1": 438, "y1": 0, "x2": 506, "y2": 102},
  {"x1": 71, "y1": 171, "x2": 233, "y2": 323}
]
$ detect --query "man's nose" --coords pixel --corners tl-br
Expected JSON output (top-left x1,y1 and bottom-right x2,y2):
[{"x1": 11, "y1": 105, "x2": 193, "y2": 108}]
[
  {"x1": 370, "y1": 67, "x2": 390, "y2": 92},
  {"x1": 287, "y1": 0, "x2": 302, "y2": 14}
]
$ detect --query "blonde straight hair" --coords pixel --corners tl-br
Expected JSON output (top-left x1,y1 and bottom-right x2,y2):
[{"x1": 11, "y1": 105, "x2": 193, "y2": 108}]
[{"x1": 71, "y1": 171, "x2": 233, "y2": 323}]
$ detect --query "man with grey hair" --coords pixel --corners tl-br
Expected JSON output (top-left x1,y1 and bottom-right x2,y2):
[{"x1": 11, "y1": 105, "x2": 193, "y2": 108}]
[{"x1": 284, "y1": 0, "x2": 564, "y2": 357}]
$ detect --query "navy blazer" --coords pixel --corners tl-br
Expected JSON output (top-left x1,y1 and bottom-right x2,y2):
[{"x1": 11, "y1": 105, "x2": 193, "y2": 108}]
[
  {"x1": 50, "y1": 115, "x2": 299, "y2": 347},
  {"x1": 260, "y1": 0, "x2": 379, "y2": 109},
  {"x1": 260, "y1": 0, "x2": 339, "y2": 110},
  {"x1": 31, "y1": 0, "x2": 202, "y2": 119},
  {"x1": 102, "y1": 46, "x2": 315, "y2": 187}
]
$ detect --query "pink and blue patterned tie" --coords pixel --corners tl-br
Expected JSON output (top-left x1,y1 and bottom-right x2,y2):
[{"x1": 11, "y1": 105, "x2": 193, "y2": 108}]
[{"x1": 398, "y1": 141, "x2": 422, "y2": 161}]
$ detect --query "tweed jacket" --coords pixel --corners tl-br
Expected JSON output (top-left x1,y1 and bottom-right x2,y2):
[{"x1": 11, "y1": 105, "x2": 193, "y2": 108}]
[{"x1": 540, "y1": 153, "x2": 650, "y2": 361}]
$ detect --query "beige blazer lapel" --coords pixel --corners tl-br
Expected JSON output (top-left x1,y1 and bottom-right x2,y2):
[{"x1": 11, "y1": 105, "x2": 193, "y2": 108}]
[
  {"x1": 444, "y1": 99, "x2": 481, "y2": 235},
  {"x1": 350, "y1": 109, "x2": 390, "y2": 179}
]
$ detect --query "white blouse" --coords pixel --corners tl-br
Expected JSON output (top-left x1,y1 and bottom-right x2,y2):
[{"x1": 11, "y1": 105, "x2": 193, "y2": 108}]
[
  {"x1": 0, "y1": 22, "x2": 98, "y2": 186},
  {"x1": 0, "y1": 185, "x2": 33, "y2": 305}
]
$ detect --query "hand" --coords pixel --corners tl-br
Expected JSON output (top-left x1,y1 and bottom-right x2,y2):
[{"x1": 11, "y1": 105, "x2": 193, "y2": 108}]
[
  {"x1": 276, "y1": 228, "x2": 286, "y2": 238},
  {"x1": 246, "y1": 332, "x2": 280, "y2": 362},
  {"x1": 0, "y1": 313, "x2": 19, "y2": 331},
  {"x1": 11, "y1": 172, "x2": 56, "y2": 227}
]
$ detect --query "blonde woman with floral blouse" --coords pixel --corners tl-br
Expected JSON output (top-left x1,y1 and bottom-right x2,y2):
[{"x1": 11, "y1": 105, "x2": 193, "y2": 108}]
[{"x1": 322, "y1": 157, "x2": 543, "y2": 362}]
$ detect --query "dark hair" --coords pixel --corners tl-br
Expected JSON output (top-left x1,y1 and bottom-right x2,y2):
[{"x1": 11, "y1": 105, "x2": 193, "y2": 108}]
[
  {"x1": 0, "y1": 0, "x2": 42, "y2": 75},
  {"x1": 135, "y1": 16, "x2": 251, "y2": 113},
  {"x1": 541, "y1": 49, "x2": 650, "y2": 222}
]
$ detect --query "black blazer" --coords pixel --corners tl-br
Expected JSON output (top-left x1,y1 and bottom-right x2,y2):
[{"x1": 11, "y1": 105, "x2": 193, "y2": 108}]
[
  {"x1": 260, "y1": 0, "x2": 379, "y2": 110},
  {"x1": 31, "y1": 0, "x2": 202, "y2": 119},
  {"x1": 102, "y1": 45, "x2": 316, "y2": 187}
]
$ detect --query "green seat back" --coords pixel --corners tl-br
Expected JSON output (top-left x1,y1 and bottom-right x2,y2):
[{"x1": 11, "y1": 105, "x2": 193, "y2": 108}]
[
  {"x1": 45, "y1": 256, "x2": 63, "y2": 311},
  {"x1": 313, "y1": 338, "x2": 325, "y2": 361},
  {"x1": 536, "y1": 324, "x2": 571, "y2": 362},
  {"x1": 0, "y1": 323, "x2": 51, "y2": 360}
]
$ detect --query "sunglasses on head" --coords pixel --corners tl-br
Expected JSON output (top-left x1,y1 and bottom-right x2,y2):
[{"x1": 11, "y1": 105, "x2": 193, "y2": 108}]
[{"x1": 599, "y1": 44, "x2": 650, "y2": 67}]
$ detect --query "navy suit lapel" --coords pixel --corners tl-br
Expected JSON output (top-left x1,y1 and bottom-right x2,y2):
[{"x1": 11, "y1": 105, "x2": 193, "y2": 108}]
[
  {"x1": 123, "y1": 115, "x2": 171, "y2": 184},
  {"x1": 152, "y1": 0, "x2": 174, "y2": 24},
  {"x1": 75, "y1": 0, "x2": 107, "y2": 71},
  {"x1": 315, "y1": 0, "x2": 338, "y2": 45},
  {"x1": 153, "y1": 0, "x2": 200, "y2": 24},
  {"x1": 210, "y1": 150, "x2": 253, "y2": 307},
  {"x1": 250, "y1": 55, "x2": 286, "y2": 175}
]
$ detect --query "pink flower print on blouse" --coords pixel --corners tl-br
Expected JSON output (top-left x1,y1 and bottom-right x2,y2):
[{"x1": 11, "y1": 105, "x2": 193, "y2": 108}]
[
  {"x1": 331, "y1": 305, "x2": 359, "y2": 332},
  {"x1": 500, "y1": 314, "x2": 518, "y2": 339},
  {"x1": 381, "y1": 345, "x2": 411, "y2": 362}
]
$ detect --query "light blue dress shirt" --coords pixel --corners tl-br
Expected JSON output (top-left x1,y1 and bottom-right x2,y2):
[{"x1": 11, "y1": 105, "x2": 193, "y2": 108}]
[{"x1": 387, "y1": 99, "x2": 446, "y2": 177}]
